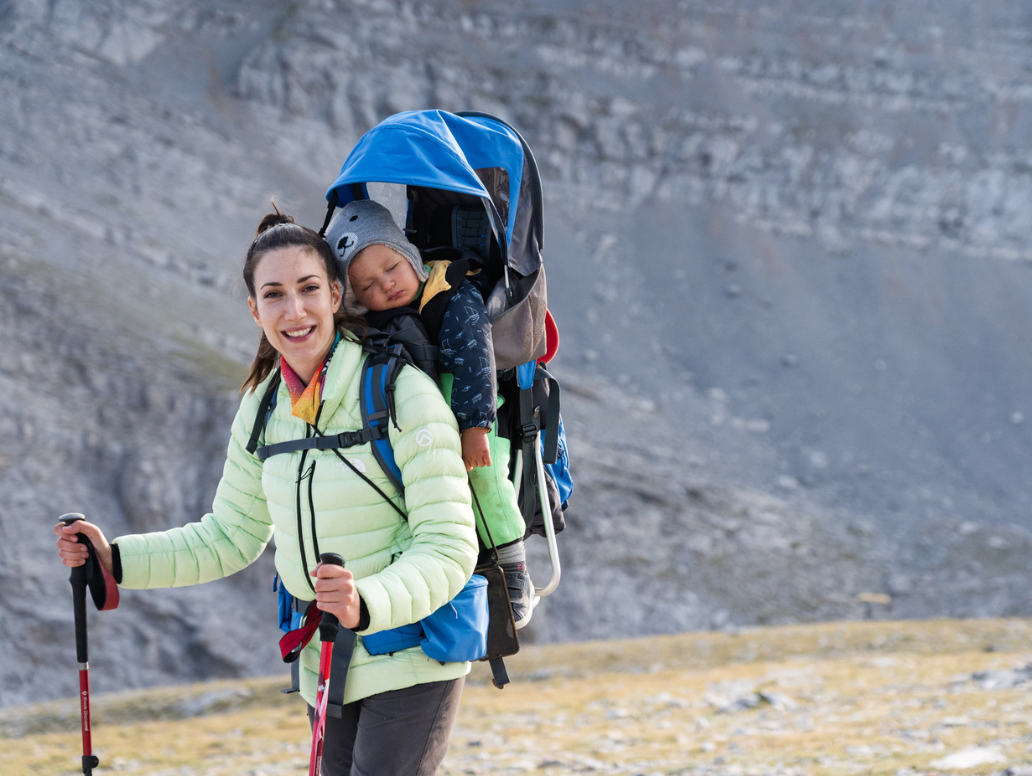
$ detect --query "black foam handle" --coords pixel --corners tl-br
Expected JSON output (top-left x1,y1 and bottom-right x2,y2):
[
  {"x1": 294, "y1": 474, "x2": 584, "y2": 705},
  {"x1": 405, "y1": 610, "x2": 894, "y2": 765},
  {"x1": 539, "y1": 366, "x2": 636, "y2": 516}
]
[
  {"x1": 318, "y1": 553, "x2": 345, "y2": 642},
  {"x1": 59, "y1": 513, "x2": 90, "y2": 663}
]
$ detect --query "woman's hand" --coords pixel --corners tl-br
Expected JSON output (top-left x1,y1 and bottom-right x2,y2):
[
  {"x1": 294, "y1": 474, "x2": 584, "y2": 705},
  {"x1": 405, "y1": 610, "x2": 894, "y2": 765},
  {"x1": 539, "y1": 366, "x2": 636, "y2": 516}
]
[
  {"x1": 312, "y1": 561, "x2": 361, "y2": 630},
  {"x1": 461, "y1": 427, "x2": 492, "y2": 471},
  {"x1": 53, "y1": 520, "x2": 114, "y2": 576}
]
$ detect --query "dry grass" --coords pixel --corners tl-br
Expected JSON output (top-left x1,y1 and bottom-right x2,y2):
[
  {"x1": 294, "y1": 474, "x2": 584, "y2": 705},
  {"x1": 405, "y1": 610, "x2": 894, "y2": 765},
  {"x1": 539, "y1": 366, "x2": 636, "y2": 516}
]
[{"x1": 4, "y1": 619, "x2": 1032, "y2": 775}]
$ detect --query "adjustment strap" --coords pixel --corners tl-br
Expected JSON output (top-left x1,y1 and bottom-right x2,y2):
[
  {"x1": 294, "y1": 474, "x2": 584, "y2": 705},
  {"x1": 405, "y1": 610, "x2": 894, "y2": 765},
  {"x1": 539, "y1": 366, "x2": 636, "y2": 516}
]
[{"x1": 489, "y1": 658, "x2": 510, "y2": 689}]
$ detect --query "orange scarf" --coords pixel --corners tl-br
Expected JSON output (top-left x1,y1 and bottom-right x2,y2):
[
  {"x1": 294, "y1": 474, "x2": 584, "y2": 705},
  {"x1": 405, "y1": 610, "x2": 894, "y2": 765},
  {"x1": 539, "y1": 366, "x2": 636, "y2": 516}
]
[{"x1": 279, "y1": 334, "x2": 340, "y2": 425}]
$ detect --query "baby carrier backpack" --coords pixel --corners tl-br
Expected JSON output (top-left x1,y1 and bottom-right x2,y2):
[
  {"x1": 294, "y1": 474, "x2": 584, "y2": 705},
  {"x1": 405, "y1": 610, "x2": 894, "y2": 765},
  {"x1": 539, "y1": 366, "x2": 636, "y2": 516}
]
[{"x1": 260, "y1": 110, "x2": 572, "y2": 690}]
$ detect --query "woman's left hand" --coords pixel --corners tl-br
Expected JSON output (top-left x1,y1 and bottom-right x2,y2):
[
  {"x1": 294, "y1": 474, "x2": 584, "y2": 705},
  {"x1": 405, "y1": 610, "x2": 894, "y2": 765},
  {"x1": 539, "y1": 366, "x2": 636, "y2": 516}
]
[{"x1": 312, "y1": 561, "x2": 361, "y2": 630}]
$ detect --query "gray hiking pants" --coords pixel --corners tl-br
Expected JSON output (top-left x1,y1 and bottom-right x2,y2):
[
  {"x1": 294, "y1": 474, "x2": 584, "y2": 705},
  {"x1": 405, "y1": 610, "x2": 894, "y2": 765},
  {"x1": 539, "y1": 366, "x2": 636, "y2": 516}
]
[{"x1": 307, "y1": 677, "x2": 465, "y2": 776}]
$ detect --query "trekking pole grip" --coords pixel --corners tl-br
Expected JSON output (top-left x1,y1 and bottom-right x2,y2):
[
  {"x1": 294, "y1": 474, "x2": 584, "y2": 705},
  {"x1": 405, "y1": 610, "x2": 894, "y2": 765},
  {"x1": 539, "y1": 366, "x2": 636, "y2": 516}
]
[
  {"x1": 318, "y1": 553, "x2": 345, "y2": 642},
  {"x1": 58, "y1": 513, "x2": 90, "y2": 664}
]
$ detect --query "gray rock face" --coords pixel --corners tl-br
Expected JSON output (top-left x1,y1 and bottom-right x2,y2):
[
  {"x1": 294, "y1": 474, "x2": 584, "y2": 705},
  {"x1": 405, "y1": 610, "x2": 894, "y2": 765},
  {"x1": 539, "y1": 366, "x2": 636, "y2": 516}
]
[{"x1": 4, "y1": 0, "x2": 1032, "y2": 705}]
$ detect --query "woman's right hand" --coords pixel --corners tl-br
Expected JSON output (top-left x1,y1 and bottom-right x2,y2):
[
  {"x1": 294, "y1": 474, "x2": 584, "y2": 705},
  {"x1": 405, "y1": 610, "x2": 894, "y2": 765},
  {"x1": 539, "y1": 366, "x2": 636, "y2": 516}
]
[{"x1": 54, "y1": 520, "x2": 114, "y2": 575}]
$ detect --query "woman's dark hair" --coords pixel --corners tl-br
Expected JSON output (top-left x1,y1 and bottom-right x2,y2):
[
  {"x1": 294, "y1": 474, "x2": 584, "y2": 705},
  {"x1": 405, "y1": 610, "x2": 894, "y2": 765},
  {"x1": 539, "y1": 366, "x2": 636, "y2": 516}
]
[{"x1": 241, "y1": 206, "x2": 365, "y2": 393}]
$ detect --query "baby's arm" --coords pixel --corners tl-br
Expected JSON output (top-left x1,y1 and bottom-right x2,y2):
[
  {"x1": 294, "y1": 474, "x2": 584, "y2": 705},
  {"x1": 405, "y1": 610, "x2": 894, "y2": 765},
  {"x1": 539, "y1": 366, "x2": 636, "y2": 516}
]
[
  {"x1": 461, "y1": 427, "x2": 491, "y2": 470},
  {"x1": 438, "y1": 282, "x2": 498, "y2": 466}
]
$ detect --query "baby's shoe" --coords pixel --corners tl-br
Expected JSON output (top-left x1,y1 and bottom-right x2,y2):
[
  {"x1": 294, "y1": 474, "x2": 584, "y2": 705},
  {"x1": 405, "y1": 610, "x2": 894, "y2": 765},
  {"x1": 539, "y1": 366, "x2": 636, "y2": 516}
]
[{"x1": 500, "y1": 560, "x2": 534, "y2": 629}]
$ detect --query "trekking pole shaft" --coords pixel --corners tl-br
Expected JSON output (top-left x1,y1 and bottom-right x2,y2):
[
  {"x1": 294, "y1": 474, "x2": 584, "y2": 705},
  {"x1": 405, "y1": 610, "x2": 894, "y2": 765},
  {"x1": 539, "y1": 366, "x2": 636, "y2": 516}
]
[
  {"x1": 58, "y1": 513, "x2": 100, "y2": 776},
  {"x1": 309, "y1": 640, "x2": 335, "y2": 776},
  {"x1": 78, "y1": 669, "x2": 97, "y2": 773},
  {"x1": 308, "y1": 553, "x2": 345, "y2": 776}
]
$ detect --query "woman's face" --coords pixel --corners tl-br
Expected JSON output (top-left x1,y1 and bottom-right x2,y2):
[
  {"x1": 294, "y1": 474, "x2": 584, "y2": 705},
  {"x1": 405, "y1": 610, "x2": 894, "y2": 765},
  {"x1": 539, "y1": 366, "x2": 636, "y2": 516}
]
[
  {"x1": 347, "y1": 244, "x2": 421, "y2": 312},
  {"x1": 248, "y1": 246, "x2": 342, "y2": 383}
]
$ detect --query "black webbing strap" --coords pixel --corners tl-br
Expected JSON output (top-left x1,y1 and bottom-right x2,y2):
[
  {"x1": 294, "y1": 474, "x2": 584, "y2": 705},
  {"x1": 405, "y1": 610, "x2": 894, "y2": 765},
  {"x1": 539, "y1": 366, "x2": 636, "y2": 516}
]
[
  {"x1": 281, "y1": 659, "x2": 301, "y2": 695},
  {"x1": 326, "y1": 625, "x2": 358, "y2": 717},
  {"x1": 318, "y1": 189, "x2": 339, "y2": 237},
  {"x1": 255, "y1": 426, "x2": 387, "y2": 461},
  {"x1": 519, "y1": 382, "x2": 539, "y2": 528},
  {"x1": 489, "y1": 658, "x2": 510, "y2": 689},
  {"x1": 471, "y1": 482, "x2": 513, "y2": 690},
  {"x1": 536, "y1": 366, "x2": 562, "y2": 465}
]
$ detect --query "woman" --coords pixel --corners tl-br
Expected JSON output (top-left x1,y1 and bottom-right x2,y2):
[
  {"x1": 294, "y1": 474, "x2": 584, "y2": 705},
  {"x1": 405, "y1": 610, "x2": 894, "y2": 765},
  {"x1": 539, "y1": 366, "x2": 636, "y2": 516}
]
[{"x1": 55, "y1": 211, "x2": 479, "y2": 775}]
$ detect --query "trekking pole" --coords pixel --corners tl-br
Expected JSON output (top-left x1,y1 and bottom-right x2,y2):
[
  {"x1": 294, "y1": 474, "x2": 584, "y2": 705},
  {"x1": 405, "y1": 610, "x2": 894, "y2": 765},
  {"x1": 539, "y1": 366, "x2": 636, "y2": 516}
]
[
  {"x1": 58, "y1": 513, "x2": 100, "y2": 776},
  {"x1": 309, "y1": 552, "x2": 345, "y2": 776}
]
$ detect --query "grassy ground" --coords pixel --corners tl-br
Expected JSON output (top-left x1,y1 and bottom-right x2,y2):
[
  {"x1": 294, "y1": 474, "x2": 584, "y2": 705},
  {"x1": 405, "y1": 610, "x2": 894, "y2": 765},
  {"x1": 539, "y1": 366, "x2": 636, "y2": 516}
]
[{"x1": 4, "y1": 618, "x2": 1032, "y2": 775}]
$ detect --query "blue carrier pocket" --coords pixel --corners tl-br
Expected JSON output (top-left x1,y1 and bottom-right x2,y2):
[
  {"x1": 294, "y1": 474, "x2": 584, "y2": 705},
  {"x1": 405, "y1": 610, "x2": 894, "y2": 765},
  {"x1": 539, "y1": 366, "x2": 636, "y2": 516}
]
[
  {"x1": 361, "y1": 621, "x2": 424, "y2": 655},
  {"x1": 420, "y1": 573, "x2": 489, "y2": 662},
  {"x1": 361, "y1": 574, "x2": 489, "y2": 663}
]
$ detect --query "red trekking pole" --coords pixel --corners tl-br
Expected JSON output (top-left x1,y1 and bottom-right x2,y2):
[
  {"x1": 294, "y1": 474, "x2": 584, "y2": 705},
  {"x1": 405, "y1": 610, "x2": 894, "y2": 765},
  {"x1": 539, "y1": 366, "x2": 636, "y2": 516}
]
[
  {"x1": 309, "y1": 552, "x2": 345, "y2": 776},
  {"x1": 58, "y1": 512, "x2": 119, "y2": 776}
]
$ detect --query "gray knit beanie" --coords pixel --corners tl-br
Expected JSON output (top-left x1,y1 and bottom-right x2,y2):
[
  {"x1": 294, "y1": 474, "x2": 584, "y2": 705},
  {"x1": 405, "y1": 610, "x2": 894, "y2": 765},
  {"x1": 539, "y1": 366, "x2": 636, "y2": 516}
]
[{"x1": 325, "y1": 200, "x2": 428, "y2": 285}]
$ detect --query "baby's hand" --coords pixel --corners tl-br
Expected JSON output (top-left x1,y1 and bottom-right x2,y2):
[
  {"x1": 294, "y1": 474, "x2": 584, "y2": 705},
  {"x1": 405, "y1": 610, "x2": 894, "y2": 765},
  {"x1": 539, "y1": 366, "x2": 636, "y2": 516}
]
[{"x1": 461, "y1": 427, "x2": 492, "y2": 471}]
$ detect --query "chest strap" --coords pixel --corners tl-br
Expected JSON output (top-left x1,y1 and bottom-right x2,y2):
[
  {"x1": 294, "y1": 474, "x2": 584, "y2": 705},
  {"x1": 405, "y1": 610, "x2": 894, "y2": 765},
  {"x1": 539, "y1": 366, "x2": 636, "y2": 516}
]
[{"x1": 256, "y1": 424, "x2": 389, "y2": 461}]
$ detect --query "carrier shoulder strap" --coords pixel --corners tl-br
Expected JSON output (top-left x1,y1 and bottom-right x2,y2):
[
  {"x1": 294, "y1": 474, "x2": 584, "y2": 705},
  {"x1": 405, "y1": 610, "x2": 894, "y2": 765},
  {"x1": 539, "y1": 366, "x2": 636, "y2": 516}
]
[
  {"x1": 246, "y1": 371, "x2": 281, "y2": 456},
  {"x1": 361, "y1": 347, "x2": 407, "y2": 495}
]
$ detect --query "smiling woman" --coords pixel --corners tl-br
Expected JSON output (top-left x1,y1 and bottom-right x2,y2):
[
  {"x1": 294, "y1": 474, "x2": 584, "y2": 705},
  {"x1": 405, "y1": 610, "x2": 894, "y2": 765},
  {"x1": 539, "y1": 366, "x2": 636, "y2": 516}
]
[
  {"x1": 54, "y1": 208, "x2": 480, "y2": 776},
  {"x1": 248, "y1": 247, "x2": 341, "y2": 381}
]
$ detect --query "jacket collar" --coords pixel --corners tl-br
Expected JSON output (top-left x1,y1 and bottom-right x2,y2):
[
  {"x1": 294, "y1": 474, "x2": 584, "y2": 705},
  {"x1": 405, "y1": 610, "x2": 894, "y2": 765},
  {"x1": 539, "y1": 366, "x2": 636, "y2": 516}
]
[{"x1": 314, "y1": 331, "x2": 365, "y2": 424}]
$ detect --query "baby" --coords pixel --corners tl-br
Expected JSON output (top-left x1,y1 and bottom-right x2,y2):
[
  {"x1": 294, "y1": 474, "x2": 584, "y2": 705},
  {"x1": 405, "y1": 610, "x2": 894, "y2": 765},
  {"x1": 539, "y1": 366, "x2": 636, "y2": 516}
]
[{"x1": 326, "y1": 199, "x2": 533, "y2": 628}]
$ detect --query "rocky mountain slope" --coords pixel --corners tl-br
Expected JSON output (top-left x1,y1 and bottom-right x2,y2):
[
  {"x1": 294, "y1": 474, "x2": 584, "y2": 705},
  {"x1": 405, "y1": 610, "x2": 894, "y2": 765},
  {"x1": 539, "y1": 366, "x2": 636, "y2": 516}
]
[{"x1": 4, "y1": 0, "x2": 1032, "y2": 706}]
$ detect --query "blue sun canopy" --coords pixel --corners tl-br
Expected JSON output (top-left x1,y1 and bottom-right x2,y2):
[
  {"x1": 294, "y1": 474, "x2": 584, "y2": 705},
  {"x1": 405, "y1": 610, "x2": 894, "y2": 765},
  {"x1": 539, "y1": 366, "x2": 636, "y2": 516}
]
[{"x1": 326, "y1": 110, "x2": 527, "y2": 253}]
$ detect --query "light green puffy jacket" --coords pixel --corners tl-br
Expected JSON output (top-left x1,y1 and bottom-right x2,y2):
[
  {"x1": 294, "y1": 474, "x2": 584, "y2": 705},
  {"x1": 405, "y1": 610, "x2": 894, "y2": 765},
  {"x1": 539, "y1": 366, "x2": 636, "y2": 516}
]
[{"x1": 114, "y1": 335, "x2": 478, "y2": 706}]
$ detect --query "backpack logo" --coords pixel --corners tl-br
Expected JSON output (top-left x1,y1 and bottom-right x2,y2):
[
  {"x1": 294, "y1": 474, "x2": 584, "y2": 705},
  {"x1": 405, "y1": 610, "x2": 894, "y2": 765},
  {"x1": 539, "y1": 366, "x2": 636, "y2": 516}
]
[
  {"x1": 336, "y1": 232, "x2": 358, "y2": 260},
  {"x1": 415, "y1": 429, "x2": 434, "y2": 447}
]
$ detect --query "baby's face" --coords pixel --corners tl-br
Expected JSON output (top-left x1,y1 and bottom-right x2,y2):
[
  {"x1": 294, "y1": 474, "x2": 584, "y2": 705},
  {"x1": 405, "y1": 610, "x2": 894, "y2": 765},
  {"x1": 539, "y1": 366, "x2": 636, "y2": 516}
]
[{"x1": 347, "y1": 244, "x2": 421, "y2": 311}]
